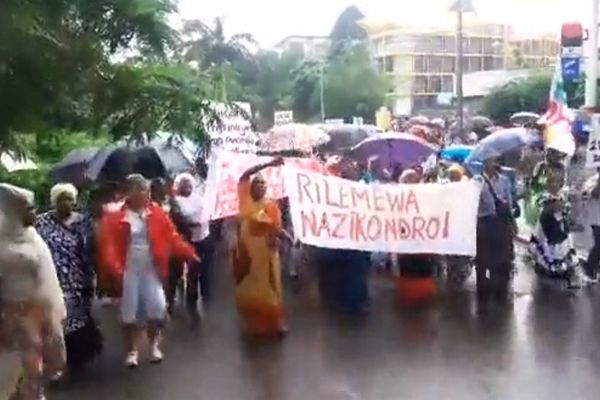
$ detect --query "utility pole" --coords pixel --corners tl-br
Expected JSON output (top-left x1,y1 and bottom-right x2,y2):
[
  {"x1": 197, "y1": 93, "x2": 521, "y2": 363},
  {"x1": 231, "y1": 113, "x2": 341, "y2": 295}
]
[
  {"x1": 456, "y1": 10, "x2": 464, "y2": 135},
  {"x1": 586, "y1": 0, "x2": 599, "y2": 107},
  {"x1": 450, "y1": 0, "x2": 474, "y2": 136},
  {"x1": 320, "y1": 62, "x2": 326, "y2": 121}
]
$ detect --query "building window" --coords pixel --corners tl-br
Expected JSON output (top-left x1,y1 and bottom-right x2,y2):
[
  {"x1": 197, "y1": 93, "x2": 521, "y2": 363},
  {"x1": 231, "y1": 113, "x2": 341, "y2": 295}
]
[
  {"x1": 483, "y1": 56, "x2": 495, "y2": 70},
  {"x1": 428, "y1": 55, "x2": 443, "y2": 73},
  {"x1": 467, "y1": 56, "x2": 482, "y2": 72},
  {"x1": 494, "y1": 57, "x2": 504, "y2": 69},
  {"x1": 443, "y1": 36, "x2": 456, "y2": 53},
  {"x1": 413, "y1": 95, "x2": 437, "y2": 110},
  {"x1": 414, "y1": 76, "x2": 427, "y2": 93},
  {"x1": 414, "y1": 55, "x2": 426, "y2": 73},
  {"x1": 442, "y1": 56, "x2": 456, "y2": 73},
  {"x1": 432, "y1": 36, "x2": 444, "y2": 52},
  {"x1": 375, "y1": 58, "x2": 384, "y2": 73},
  {"x1": 427, "y1": 76, "x2": 442, "y2": 93},
  {"x1": 468, "y1": 37, "x2": 483, "y2": 54},
  {"x1": 442, "y1": 75, "x2": 454, "y2": 92},
  {"x1": 384, "y1": 56, "x2": 394, "y2": 73}
]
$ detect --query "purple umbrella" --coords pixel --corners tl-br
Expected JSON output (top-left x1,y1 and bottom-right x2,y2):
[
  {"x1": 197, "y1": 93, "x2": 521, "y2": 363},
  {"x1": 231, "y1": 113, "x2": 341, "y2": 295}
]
[{"x1": 351, "y1": 132, "x2": 439, "y2": 170}]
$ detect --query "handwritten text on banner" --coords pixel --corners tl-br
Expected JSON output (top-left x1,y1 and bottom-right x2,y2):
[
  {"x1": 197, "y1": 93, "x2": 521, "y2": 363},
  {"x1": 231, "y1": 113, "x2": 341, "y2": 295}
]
[
  {"x1": 203, "y1": 152, "x2": 325, "y2": 220},
  {"x1": 283, "y1": 167, "x2": 482, "y2": 255}
]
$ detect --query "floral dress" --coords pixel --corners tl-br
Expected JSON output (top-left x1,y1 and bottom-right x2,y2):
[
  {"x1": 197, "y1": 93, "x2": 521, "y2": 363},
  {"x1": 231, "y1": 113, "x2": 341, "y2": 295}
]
[
  {"x1": 36, "y1": 212, "x2": 101, "y2": 368},
  {"x1": 528, "y1": 191, "x2": 579, "y2": 280}
]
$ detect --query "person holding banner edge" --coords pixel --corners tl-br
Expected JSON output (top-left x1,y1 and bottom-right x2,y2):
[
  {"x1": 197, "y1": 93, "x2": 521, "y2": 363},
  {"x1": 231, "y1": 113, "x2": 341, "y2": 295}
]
[
  {"x1": 233, "y1": 157, "x2": 294, "y2": 337},
  {"x1": 475, "y1": 157, "x2": 517, "y2": 305}
]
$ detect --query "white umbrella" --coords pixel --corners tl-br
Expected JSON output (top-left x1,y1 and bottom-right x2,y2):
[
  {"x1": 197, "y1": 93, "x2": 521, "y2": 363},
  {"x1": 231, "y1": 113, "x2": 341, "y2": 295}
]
[
  {"x1": 0, "y1": 152, "x2": 37, "y2": 172},
  {"x1": 262, "y1": 123, "x2": 330, "y2": 153}
]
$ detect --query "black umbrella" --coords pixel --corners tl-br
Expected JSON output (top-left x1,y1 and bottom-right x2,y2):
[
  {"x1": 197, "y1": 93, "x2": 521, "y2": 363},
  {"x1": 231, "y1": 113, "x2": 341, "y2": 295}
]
[
  {"x1": 317, "y1": 125, "x2": 374, "y2": 153},
  {"x1": 86, "y1": 144, "x2": 194, "y2": 183},
  {"x1": 50, "y1": 148, "x2": 100, "y2": 185}
]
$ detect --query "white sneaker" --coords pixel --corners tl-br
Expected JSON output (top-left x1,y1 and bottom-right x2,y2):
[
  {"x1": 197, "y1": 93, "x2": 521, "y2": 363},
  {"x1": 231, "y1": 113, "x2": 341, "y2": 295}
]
[
  {"x1": 150, "y1": 343, "x2": 163, "y2": 364},
  {"x1": 125, "y1": 351, "x2": 138, "y2": 369}
]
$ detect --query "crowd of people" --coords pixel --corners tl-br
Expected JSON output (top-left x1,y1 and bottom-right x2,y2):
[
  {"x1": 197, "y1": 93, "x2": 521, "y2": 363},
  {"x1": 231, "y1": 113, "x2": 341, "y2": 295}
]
[{"x1": 3, "y1": 119, "x2": 600, "y2": 400}]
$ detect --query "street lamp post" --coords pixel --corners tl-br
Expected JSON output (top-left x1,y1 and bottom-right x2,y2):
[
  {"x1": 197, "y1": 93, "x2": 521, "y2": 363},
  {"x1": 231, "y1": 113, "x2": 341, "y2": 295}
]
[{"x1": 450, "y1": 0, "x2": 475, "y2": 136}]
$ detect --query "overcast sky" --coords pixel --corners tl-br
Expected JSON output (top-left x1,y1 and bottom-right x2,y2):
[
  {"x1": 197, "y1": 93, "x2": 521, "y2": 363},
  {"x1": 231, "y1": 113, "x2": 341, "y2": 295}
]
[{"x1": 176, "y1": 0, "x2": 595, "y2": 46}]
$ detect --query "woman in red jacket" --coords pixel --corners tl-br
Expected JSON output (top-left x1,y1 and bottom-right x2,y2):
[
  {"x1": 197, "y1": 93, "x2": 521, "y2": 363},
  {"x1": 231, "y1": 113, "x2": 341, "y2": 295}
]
[{"x1": 97, "y1": 174, "x2": 197, "y2": 368}]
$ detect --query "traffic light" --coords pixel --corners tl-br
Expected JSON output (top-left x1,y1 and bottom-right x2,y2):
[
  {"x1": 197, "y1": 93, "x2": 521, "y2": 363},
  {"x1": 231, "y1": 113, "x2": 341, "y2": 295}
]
[{"x1": 561, "y1": 22, "x2": 584, "y2": 47}]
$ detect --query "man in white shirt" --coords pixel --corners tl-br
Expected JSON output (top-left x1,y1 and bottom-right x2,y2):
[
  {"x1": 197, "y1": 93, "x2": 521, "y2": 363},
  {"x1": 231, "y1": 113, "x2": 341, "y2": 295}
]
[{"x1": 173, "y1": 173, "x2": 215, "y2": 317}]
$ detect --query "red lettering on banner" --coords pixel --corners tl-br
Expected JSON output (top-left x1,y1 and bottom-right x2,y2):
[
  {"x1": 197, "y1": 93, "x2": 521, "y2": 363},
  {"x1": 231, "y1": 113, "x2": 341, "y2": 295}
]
[
  {"x1": 324, "y1": 179, "x2": 339, "y2": 208},
  {"x1": 384, "y1": 219, "x2": 398, "y2": 241},
  {"x1": 352, "y1": 212, "x2": 368, "y2": 242},
  {"x1": 297, "y1": 173, "x2": 315, "y2": 204},
  {"x1": 332, "y1": 212, "x2": 347, "y2": 238},
  {"x1": 443, "y1": 211, "x2": 450, "y2": 238},
  {"x1": 399, "y1": 218, "x2": 411, "y2": 239},
  {"x1": 339, "y1": 184, "x2": 350, "y2": 209},
  {"x1": 300, "y1": 210, "x2": 317, "y2": 237},
  {"x1": 426, "y1": 218, "x2": 440, "y2": 239},
  {"x1": 412, "y1": 217, "x2": 426, "y2": 240},
  {"x1": 367, "y1": 216, "x2": 382, "y2": 241},
  {"x1": 351, "y1": 187, "x2": 371, "y2": 210},
  {"x1": 373, "y1": 187, "x2": 386, "y2": 212},
  {"x1": 386, "y1": 192, "x2": 403, "y2": 213},
  {"x1": 318, "y1": 213, "x2": 332, "y2": 237},
  {"x1": 405, "y1": 190, "x2": 420, "y2": 214}
]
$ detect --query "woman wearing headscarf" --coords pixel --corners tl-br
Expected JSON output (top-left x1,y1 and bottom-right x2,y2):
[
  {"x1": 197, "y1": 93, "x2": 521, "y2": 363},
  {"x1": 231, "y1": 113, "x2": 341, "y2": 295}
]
[
  {"x1": 0, "y1": 183, "x2": 66, "y2": 400},
  {"x1": 233, "y1": 157, "x2": 294, "y2": 336},
  {"x1": 475, "y1": 157, "x2": 517, "y2": 304},
  {"x1": 35, "y1": 183, "x2": 102, "y2": 371},
  {"x1": 97, "y1": 174, "x2": 197, "y2": 368}
]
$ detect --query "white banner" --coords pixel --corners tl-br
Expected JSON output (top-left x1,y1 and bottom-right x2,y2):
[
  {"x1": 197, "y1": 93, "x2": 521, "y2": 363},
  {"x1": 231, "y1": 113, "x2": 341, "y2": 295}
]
[
  {"x1": 208, "y1": 102, "x2": 258, "y2": 154},
  {"x1": 283, "y1": 167, "x2": 482, "y2": 255},
  {"x1": 586, "y1": 115, "x2": 600, "y2": 168},
  {"x1": 202, "y1": 151, "x2": 326, "y2": 221}
]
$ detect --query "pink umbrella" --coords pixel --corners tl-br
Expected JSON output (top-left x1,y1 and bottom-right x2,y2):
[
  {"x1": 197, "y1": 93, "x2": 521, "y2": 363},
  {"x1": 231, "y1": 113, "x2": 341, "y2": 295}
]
[{"x1": 262, "y1": 124, "x2": 330, "y2": 153}]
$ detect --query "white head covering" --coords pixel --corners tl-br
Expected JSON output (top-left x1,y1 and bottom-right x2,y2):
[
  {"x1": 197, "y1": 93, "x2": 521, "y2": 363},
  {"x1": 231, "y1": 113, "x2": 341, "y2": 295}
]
[
  {"x1": 174, "y1": 172, "x2": 197, "y2": 190},
  {"x1": 50, "y1": 183, "x2": 78, "y2": 207},
  {"x1": 0, "y1": 183, "x2": 34, "y2": 235}
]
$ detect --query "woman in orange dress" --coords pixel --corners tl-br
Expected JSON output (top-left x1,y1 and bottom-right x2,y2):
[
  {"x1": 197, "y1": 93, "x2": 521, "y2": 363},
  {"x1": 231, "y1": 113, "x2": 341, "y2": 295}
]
[{"x1": 233, "y1": 157, "x2": 293, "y2": 337}]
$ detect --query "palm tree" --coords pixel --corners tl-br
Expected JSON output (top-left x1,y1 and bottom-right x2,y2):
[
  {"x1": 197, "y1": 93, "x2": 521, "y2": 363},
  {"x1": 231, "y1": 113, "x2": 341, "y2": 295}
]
[{"x1": 181, "y1": 17, "x2": 255, "y2": 100}]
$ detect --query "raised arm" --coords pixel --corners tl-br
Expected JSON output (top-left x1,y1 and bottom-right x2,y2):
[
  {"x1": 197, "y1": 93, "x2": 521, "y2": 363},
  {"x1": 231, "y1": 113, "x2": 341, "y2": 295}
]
[{"x1": 239, "y1": 157, "x2": 284, "y2": 183}]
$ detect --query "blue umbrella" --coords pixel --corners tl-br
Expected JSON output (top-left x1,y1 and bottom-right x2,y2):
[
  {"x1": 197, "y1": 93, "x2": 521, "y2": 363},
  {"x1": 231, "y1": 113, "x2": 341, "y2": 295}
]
[
  {"x1": 440, "y1": 145, "x2": 474, "y2": 163},
  {"x1": 466, "y1": 127, "x2": 541, "y2": 163}
]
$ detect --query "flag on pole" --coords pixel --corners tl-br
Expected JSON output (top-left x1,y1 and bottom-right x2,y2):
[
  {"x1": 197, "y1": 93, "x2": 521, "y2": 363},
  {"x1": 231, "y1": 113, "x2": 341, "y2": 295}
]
[{"x1": 539, "y1": 60, "x2": 576, "y2": 156}]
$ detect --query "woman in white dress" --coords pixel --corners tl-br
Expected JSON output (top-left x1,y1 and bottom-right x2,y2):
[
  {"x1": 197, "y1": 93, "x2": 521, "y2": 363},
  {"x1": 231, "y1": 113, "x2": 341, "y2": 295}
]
[{"x1": 0, "y1": 183, "x2": 66, "y2": 400}]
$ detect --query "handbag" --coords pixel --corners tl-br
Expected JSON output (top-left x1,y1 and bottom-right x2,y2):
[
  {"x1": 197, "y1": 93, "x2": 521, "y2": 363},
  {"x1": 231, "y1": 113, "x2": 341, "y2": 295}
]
[{"x1": 483, "y1": 175, "x2": 513, "y2": 220}]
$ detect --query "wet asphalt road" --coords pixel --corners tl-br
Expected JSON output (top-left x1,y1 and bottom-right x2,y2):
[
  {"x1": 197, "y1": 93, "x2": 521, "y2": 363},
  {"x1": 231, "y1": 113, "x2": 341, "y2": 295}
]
[{"x1": 51, "y1": 244, "x2": 600, "y2": 400}]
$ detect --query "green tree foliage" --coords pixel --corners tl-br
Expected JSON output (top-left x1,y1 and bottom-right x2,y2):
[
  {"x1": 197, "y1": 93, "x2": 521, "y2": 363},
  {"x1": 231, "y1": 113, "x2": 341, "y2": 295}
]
[
  {"x1": 329, "y1": 5, "x2": 366, "y2": 56},
  {"x1": 93, "y1": 63, "x2": 219, "y2": 143},
  {"x1": 482, "y1": 75, "x2": 552, "y2": 122},
  {"x1": 0, "y1": 0, "x2": 178, "y2": 151},
  {"x1": 323, "y1": 46, "x2": 391, "y2": 122},
  {"x1": 481, "y1": 74, "x2": 586, "y2": 122},
  {"x1": 0, "y1": 0, "x2": 227, "y2": 159},
  {"x1": 180, "y1": 17, "x2": 255, "y2": 101},
  {"x1": 240, "y1": 50, "x2": 303, "y2": 130}
]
